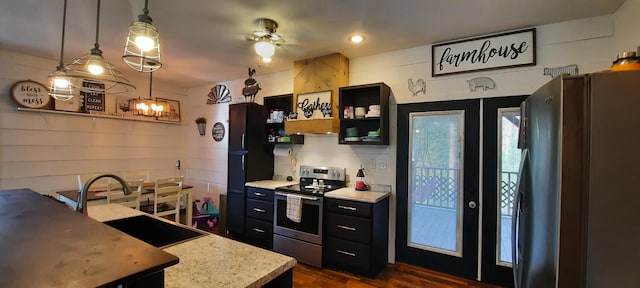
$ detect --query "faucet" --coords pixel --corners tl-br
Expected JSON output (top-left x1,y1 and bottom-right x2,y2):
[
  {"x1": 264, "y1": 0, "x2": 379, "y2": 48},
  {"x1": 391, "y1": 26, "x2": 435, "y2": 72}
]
[{"x1": 77, "y1": 173, "x2": 132, "y2": 215}]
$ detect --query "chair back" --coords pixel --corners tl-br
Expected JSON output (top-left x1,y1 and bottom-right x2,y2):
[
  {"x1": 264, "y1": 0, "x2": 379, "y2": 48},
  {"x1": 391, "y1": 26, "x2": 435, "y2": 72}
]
[
  {"x1": 153, "y1": 176, "x2": 184, "y2": 222},
  {"x1": 77, "y1": 173, "x2": 104, "y2": 191},
  {"x1": 106, "y1": 179, "x2": 144, "y2": 209}
]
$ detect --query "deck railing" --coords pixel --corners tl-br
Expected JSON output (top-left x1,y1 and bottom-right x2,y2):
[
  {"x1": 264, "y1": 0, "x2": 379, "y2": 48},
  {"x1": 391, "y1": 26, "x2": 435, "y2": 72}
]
[{"x1": 412, "y1": 166, "x2": 518, "y2": 216}]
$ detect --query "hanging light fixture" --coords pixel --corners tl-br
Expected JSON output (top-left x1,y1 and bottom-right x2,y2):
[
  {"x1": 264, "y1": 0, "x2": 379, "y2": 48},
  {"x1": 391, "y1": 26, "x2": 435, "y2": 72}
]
[
  {"x1": 66, "y1": 0, "x2": 135, "y2": 94},
  {"x1": 129, "y1": 72, "x2": 168, "y2": 118},
  {"x1": 48, "y1": 0, "x2": 74, "y2": 101},
  {"x1": 247, "y1": 18, "x2": 284, "y2": 63},
  {"x1": 122, "y1": 0, "x2": 162, "y2": 72}
]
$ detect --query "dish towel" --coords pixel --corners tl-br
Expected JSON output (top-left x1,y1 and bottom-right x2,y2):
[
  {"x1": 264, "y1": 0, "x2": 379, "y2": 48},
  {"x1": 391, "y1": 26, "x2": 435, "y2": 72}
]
[{"x1": 286, "y1": 194, "x2": 302, "y2": 223}]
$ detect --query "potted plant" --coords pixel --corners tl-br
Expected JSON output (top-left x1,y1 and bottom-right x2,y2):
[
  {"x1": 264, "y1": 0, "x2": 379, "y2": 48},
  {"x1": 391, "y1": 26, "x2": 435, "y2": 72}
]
[{"x1": 195, "y1": 117, "x2": 207, "y2": 135}]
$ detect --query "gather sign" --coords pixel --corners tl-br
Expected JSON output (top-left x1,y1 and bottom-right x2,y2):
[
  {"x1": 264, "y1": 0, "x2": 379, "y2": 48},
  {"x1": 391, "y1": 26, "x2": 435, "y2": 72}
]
[{"x1": 432, "y1": 28, "x2": 536, "y2": 77}]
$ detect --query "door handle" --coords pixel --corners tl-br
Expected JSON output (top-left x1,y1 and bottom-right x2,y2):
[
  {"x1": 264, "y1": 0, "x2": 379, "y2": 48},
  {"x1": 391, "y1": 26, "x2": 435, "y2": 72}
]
[
  {"x1": 512, "y1": 149, "x2": 529, "y2": 288},
  {"x1": 242, "y1": 155, "x2": 245, "y2": 171},
  {"x1": 468, "y1": 201, "x2": 477, "y2": 209},
  {"x1": 241, "y1": 133, "x2": 245, "y2": 149},
  {"x1": 253, "y1": 208, "x2": 266, "y2": 213},
  {"x1": 252, "y1": 228, "x2": 265, "y2": 233},
  {"x1": 254, "y1": 192, "x2": 266, "y2": 197}
]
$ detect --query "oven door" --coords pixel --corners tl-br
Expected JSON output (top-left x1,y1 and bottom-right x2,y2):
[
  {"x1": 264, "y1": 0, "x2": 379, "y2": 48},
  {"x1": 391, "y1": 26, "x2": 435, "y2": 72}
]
[{"x1": 273, "y1": 191, "x2": 323, "y2": 245}]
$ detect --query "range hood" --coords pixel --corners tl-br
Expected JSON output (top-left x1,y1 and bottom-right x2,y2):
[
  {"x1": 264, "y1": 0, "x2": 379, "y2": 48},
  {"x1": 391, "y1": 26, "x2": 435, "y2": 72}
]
[{"x1": 285, "y1": 53, "x2": 349, "y2": 135}]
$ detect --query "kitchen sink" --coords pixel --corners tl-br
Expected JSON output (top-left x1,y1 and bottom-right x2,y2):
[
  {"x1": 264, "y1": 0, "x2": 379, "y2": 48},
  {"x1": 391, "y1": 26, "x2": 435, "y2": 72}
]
[{"x1": 104, "y1": 214, "x2": 206, "y2": 248}]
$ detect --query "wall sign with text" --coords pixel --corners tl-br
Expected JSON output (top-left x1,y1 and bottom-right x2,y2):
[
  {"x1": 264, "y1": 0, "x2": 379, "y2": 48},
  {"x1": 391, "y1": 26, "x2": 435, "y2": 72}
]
[
  {"x1": 432, "y1": 28, "x2": 536, "y2": 77},
  {"x1": 296, "y1": 90, "x2": 332, "y2": 119},
  {"x1": 11, "y1": 80, "x2": 52, "y2": 109}
]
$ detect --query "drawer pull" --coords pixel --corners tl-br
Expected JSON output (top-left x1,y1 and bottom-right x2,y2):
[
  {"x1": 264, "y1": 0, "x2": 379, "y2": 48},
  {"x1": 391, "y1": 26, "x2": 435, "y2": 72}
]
[
  {"x1": 252, "y1": 228, "x2": 265, "y2": 233},
  {"x1": 254, "y1": 192, "x2": 266, "y2": 197},
  {"x1": 253, "y1": 208, "x2": 266, "y2": 213},
  {"x1": 337, "y1": 250, "x2": 356, "y2": 257},
  {"x1": 337, "y1": 225, "x2": 356, "y2": 231},
  {"x1": 338, "y1": 205, "x2": 357, "y2": 211}
]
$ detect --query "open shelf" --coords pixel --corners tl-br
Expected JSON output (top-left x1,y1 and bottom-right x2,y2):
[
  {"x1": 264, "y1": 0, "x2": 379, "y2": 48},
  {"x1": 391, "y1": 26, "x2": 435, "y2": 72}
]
[
  {"x1": 17, "y1": 107, "x2": 182, "y2": 125},
  {"x1": 338, "y1": 83, "x2": 390, "y2": 145}
]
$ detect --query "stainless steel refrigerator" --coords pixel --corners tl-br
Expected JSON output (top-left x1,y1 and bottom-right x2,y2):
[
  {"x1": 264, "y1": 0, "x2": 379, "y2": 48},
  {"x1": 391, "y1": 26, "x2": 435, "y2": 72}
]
[{"x1": 513, "y1": 70, "x2": 640, "y2": 288}]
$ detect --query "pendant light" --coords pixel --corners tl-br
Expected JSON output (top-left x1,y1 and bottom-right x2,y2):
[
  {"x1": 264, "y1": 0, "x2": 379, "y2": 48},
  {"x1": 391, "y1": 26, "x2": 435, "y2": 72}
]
[
  {"x1": 48, "y1": 0, "x2": 74, "y2": 101},
  {"x1": 122, "y1": 0, "x2": 162, "y2": 72},
  {"x1": 129, "y1": 72, "x2": 168, "y2": 118},
  {"x1": 66, "y1": 0, "x2": 135, "y2": 94}
]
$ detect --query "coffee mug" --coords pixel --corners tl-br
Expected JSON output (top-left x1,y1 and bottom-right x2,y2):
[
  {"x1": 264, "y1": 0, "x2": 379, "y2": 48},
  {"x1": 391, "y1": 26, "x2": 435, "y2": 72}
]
[{"x1": 355, "y1": 107, "x2": 366, "y2": 118}]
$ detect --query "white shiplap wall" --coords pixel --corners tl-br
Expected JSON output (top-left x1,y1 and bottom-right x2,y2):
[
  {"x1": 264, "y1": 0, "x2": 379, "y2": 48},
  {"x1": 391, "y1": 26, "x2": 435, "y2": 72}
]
[{"x1": 0, "y1": 50, "x2": 189, "y2": 195}]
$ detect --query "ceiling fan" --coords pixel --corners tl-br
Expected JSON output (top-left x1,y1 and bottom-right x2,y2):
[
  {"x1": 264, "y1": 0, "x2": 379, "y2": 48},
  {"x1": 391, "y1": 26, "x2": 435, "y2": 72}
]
[{"x1": 246, "y1": 18, "x2": 285, "y2": 63}]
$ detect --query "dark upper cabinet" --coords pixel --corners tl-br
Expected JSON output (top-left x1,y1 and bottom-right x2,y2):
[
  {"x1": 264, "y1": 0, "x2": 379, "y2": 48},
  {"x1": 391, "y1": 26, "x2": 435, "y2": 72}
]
[
  {"x1": 229, "y1": 103, "x2": 268, "y2": 151},
  {"x1": 226, "y1": 103, "x2": 274, "y2": 236},
  {"x1": 264, "y1": 94, "x2": 304, "y2": 144},
  {"x1": 338, "y1": 83, "x2": 390, "y2": 145}
]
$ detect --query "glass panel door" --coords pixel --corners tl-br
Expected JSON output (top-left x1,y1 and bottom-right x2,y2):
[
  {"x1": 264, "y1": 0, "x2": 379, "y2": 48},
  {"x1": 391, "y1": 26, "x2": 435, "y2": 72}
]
[
  {"x1": 396, "y1": 99, "x2": 479, "y2": 280},
  {"x1": 409, "y1": 111, "x2": 464, "y2": 256},
  {"x1": 497, "y1": 108, "x2": 521, "y2": 265},
  {"x1": 481, "y1": 95, "x2": 527, "y2": 287}
]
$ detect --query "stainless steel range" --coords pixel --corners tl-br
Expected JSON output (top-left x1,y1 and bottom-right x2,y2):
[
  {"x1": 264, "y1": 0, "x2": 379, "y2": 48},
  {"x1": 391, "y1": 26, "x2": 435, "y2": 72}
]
[{"x1": 273, "y1": 165, "x2": 346, "y2": 268}]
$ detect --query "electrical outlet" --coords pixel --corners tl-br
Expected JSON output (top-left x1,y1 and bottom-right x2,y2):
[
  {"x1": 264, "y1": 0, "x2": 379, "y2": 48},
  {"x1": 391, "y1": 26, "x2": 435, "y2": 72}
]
[
  {"x1": 376, "y1": 159, "x2": 387, "y2": 170},
  {"x1": 176, "y1": 160, "x2": 181, "y2": 170}
]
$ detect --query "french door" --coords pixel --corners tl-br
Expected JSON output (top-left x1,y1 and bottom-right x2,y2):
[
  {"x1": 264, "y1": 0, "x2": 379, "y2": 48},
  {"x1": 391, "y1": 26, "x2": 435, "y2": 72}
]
[
  {"x1": 396, "y1": 96, "x2": 525, "y2": 285},
  {"x1": 481, "y1": 96, "x2": 526, "y2": 287},
  {"x1": 397, "y1": 99, "x2": 479, "y2": 279}
]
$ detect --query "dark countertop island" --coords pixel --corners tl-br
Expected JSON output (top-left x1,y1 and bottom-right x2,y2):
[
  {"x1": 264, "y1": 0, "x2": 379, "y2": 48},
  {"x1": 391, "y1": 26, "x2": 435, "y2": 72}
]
[{"x1": 0, "y1": 189, "x2": 179, "y2": 287}]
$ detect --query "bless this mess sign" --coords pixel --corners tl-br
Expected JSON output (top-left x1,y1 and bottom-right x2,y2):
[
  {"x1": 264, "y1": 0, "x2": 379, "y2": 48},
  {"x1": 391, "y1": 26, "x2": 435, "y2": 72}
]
[{"x1": 432, "y1": 28, "x2": 536, "y2": 76}]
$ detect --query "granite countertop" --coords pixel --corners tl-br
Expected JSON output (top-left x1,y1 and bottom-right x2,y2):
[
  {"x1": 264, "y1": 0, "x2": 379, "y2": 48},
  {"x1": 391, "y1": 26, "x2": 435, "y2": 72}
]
[
  {"x1": 245, "y1": 180, "x2": 294, "y2": 190},
  {"x1": 89, "y1": 204, "x2": 296, "y2": 288},
  {"x1": 324, "y1": 187, "x2": 391, "y2": 203},
  {"x1": 0, "y1": 189, "x2": 179, "y2": 288}
]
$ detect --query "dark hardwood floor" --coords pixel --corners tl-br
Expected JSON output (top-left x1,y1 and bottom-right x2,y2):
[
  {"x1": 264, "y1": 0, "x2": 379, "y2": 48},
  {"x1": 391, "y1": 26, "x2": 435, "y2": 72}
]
[{"x1": 293, "y1": 262, "x2": 502, "y2": 288}]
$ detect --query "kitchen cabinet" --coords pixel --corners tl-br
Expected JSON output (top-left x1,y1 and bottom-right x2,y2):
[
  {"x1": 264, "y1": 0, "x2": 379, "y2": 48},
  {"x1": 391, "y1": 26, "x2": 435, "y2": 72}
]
[
  {"x1": 338, "y1": 83, "x2": 390, "y2": 145},
  {"x1": 324, "y1": 197, "x2": 389, "y2": 278},
  {"x1": 264, "y1": 94, "x2": 304, "y2": 144},
  {"x1": 245, "y1": 187, "x2": 275, "y2": 249},
  {"x1": 227, "y1": 103, "x2": 274, "y2": 237}
]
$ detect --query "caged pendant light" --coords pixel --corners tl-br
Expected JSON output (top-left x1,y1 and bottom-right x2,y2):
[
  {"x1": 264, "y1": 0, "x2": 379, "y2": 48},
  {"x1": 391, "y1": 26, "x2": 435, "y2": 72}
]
[
  {"x1": 48, "y1": 0, "x2": 74, "y2": 101},
  {"x1": 66, "y1": 0, "x2": 135, "y2": 94},
  {"x1": 122, "y1": 0, "x2": 162, "y2": 72}
]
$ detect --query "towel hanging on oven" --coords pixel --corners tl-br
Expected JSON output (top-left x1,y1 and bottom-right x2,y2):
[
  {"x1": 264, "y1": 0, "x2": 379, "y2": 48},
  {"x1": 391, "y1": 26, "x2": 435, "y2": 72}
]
[{"x1": 286, "y1": 194, "x2": 302, "y2": 223}]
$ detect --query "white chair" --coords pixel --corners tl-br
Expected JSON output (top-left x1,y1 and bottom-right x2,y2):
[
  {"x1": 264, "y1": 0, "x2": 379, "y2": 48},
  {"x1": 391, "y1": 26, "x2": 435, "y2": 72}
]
[
  {"x1": 106, "y1": 179, "x2": 144, "y2": 210},
  {"x1": 153, "y1": 176, "x2": 184, "y2": 223}
]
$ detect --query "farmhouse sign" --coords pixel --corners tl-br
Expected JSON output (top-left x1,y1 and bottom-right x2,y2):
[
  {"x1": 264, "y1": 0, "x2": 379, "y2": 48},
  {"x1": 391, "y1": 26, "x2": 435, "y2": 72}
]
[
  {"x1": 432, "y1": 28, "x2": 536, "y2": 77},
  {"x1": 296, "y1": 90, "x2": 332, "y2": 119}
]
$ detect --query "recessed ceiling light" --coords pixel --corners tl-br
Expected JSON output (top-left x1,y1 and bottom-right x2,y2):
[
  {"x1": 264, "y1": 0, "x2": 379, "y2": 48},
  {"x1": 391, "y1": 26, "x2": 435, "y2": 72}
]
[{"x1": 349, "y1": 35, "x2": 364, "y2": 44}]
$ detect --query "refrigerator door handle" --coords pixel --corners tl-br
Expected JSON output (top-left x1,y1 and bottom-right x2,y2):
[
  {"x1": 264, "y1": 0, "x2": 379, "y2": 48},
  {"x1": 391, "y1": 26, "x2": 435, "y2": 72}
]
[
  {"x1": 241, "y1": 132, "x2": 245, "y2": 149},
  {"x1": 512, "y1": 148, "x2": 529, "y2": 288}
]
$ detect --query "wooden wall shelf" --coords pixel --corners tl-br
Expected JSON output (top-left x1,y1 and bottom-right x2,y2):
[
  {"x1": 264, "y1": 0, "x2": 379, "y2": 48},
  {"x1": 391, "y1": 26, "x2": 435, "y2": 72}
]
[{"x1": 16, "y1": 108, "x2": 182, "y2": 125}]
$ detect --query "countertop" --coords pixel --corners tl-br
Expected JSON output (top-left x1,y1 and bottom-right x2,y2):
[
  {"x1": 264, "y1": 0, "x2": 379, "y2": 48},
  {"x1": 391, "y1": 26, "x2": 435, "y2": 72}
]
[
  {"x1": 89, "y1": 204, "x2": 297, "y2": 288},
  {"x1": 245, "y1": 180, "x2": 294, "y2": 190},
  {"x1": 0, "y1": 189, "x2": 179, "y2": 288},
  {"x1": 324, "y1": 187, "x2": 391, "y2": 203}
]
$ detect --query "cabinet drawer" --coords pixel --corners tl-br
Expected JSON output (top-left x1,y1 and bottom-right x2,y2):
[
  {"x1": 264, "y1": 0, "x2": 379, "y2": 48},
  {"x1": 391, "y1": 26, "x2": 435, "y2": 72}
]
[
  {"x1": 246, "y1": 187, "x2": 274, "y2": 202},
  {"x1": 326, "y1": 237, "x2": 370, "y2": 270},
  {"x1": 326, "y1": 213, "x2": 371, "y2": 244},
  {"x1": 246, "y1": 199, "x2": 273, "y2": 222},
  {"x1": 326, "y1": 198, "x2": 371, "y2": 218},
  {"x1": 245, "y1": 218, "x2": 273, "y2": 241}
]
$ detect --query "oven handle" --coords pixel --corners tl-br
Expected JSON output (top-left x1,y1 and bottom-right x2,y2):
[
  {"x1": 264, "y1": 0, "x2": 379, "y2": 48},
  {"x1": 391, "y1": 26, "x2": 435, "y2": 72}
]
[{"x1": 275, "y1": 192, "x2": 319, "y2": 201}]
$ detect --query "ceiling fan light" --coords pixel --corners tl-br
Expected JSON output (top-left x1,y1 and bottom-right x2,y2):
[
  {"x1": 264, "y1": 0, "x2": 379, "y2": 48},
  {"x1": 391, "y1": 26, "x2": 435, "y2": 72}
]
[
  {"x1": 261, "y1": 57, "x2": 272, "y2": 63},
  {"x1": 255, "y1": 40, "x2": 275, "y2": 58}
]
